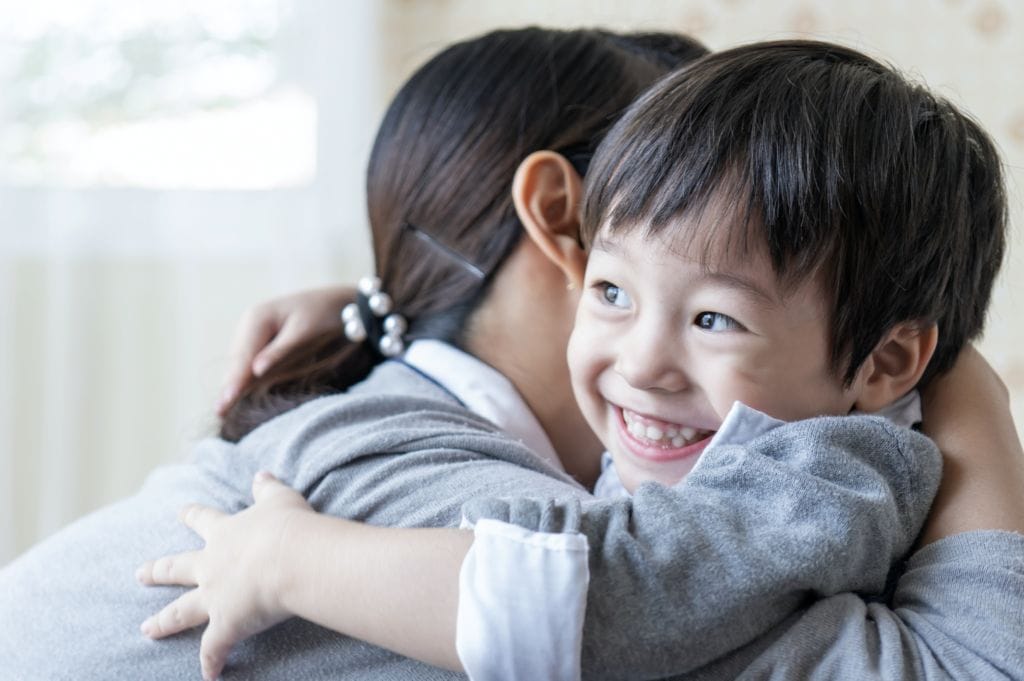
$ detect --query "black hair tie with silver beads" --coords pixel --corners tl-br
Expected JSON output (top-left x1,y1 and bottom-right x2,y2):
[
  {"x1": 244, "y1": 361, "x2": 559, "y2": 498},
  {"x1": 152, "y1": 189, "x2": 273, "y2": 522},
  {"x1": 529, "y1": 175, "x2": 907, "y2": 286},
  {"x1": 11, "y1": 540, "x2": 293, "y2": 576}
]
[{"x1": 340, "y1": 276, "x2": 408, "y2": 358}]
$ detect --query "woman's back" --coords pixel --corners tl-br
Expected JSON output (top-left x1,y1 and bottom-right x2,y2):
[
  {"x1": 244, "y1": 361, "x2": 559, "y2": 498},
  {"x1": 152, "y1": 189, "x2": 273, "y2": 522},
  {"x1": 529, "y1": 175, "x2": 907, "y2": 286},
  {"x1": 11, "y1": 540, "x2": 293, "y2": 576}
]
[{"x1": 0, "y1": 359, "x2": 594, "y2": 679}]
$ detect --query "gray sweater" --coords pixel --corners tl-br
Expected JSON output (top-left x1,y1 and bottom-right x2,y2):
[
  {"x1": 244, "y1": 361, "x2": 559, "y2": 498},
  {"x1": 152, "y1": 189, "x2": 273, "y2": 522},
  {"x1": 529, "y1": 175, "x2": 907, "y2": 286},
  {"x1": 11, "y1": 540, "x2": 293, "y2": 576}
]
[{"x1": 1, "y1": 361, "x2": 1021, "y2": 680}]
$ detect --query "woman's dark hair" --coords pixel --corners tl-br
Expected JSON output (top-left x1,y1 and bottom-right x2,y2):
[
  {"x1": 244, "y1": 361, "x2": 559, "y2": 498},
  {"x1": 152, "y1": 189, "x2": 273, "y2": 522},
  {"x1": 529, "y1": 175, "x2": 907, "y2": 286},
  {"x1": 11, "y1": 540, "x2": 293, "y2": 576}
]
[
  {"x1": 221, "y1": 27, "x2": 708, "y2": 441},
  {"x1": 583, "y1": 40, "x2": 1007, "y2": 388}
]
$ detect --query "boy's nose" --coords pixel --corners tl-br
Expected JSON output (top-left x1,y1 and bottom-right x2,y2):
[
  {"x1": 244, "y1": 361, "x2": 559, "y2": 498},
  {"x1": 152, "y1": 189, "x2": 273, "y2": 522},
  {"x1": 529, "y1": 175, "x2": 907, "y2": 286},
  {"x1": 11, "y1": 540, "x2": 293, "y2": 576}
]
[{"x1": 614, "y1": 326, "x2": 689, "y2": 393}]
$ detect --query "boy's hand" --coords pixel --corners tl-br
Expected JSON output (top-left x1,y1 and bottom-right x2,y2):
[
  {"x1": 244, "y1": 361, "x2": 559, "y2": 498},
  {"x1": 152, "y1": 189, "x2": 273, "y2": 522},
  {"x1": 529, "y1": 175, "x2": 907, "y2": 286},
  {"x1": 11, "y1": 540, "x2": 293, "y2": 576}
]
[
  {"x1": 217, "y1": 286, "x2": 355, "y2": 416},
  {"x1": 137, "y1": 472, "x2": 313, "y2": 681},
  {"x1": 919, "y1": 345, "x2": 1024, "y2": 544}
]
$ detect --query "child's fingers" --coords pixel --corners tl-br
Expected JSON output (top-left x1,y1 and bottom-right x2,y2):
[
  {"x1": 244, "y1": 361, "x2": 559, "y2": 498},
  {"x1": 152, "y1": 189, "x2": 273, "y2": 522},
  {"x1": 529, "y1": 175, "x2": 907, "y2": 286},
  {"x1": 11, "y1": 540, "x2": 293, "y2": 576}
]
[
  {"x1": 251, "y1": 471, "x2": 283, "y2": 500},
  {"x1": 217, "y1": 313, "x2": 281, "y2": 414},
  {"x1": 139, "y1": 589, "x2": 208, "y2": 640},
  {"x1": 136, "y1": 551, "x2": 200, "y2": 586},
  {"x1": 252, "y1": 311, "x2": 325, "y2": 376},
  {"x1": 218, "y1": 351, "x2": 257, "y2": 417},
  {"x1": 199, "y1": 620, "x2": 237, "y2": 681},
  {"x1": 215, "y1": 379, "x2": 244, "y2": 418},
  {"x1": 251, "y1": 325, "x2": 300, "y2": 377},
  {"x1": 178, "y1": 504, "x2": 226, "y2": 537},
  {"x1": 251, "y1": 337, "x2": 293, "y2": 377},
  {"x1": 252, "y1": 472, "x2": 310, "y2": 511}
]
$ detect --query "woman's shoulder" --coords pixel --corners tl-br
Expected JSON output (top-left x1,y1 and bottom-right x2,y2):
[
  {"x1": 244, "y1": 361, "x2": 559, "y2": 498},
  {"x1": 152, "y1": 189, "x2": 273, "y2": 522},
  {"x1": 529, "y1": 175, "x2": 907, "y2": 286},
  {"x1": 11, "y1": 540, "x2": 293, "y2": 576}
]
[
  {"x1": 259, "y1": 360, "x2": 494, "y2": 436},
  {"x1": 233, "y1": 361, "x2": 567, "y2": 477},
  {"x1": 215, "y1": 360, "x2": 582, "y2": 506}
]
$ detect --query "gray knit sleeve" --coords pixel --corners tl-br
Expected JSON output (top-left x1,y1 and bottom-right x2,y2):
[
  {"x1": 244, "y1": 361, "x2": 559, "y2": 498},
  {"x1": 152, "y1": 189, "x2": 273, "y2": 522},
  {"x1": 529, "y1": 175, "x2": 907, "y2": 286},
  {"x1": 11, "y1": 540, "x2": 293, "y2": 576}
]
[
  {"x1": 462, "y1": 415, "x2": 942, "y2": 680},
  {"x1": 694, "y1": 530, "x2": 1024, "y2": 680}
]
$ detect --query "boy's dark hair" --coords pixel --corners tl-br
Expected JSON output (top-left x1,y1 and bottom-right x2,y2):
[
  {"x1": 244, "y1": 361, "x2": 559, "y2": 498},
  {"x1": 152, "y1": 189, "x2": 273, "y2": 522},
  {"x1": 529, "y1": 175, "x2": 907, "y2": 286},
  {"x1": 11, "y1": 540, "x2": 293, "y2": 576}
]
[{"x1": 583, "y1": 40, "x2": 1007, "y2": 387}]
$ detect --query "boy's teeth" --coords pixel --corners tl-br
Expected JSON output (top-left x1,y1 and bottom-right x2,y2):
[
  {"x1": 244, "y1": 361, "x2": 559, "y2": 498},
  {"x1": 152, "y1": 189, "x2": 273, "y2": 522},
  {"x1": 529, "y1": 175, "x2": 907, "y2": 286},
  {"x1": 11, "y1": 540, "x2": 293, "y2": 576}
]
[{"x1": 623, "y1": 409, "x2": 709, "y2": 448}]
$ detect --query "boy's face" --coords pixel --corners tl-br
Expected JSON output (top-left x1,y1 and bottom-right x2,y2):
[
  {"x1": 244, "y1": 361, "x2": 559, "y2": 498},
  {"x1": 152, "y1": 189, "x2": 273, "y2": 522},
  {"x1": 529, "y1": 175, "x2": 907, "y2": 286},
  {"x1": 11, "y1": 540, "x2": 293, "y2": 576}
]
[{"x1": 568, "y1": 221, "x2": 865, "y2": 493}]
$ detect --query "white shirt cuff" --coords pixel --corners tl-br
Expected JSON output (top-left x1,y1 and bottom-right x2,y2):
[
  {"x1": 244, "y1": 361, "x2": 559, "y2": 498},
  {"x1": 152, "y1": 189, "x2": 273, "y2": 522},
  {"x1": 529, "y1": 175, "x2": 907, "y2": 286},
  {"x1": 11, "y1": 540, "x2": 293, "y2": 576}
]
[{"x1": 456, "y1": 517, "x2": 590, "y2": 681}]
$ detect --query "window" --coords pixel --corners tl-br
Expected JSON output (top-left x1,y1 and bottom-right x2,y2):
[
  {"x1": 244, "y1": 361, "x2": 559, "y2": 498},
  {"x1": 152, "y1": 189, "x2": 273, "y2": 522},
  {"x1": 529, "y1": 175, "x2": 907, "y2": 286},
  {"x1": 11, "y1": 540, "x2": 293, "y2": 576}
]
[{"x1": 0, "y1": 0, "x2": 315, "y2": 189}]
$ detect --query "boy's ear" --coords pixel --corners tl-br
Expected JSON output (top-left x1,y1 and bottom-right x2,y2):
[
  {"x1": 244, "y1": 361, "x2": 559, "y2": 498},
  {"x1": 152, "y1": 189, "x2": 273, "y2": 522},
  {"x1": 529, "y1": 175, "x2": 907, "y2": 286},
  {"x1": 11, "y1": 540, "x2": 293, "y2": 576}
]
[
  {"x1": 853, "y1": 322, "x2": 939, "y2": 413},
  {"x1": 512, "y1": 150, "x2": 588, "y2": 288}
]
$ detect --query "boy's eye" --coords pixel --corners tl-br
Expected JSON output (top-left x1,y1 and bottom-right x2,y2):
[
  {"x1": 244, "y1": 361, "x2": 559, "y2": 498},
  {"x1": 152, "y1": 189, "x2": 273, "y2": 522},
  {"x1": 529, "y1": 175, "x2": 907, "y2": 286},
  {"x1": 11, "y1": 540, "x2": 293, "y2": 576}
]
[
  {"x1": 599, "y1": 282, "x2": 632, "y2": 308},
  {"x1": 695, "y1": 311, "x2": 743, "y2": 332}
]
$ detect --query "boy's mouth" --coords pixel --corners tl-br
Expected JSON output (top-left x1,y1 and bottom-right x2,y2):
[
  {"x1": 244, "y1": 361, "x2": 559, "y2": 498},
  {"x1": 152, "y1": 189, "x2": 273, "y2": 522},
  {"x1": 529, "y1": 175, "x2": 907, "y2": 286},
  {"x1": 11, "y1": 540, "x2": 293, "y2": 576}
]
[{"x1": 620, "y1": 408, "x2": 714, "y2": 449}]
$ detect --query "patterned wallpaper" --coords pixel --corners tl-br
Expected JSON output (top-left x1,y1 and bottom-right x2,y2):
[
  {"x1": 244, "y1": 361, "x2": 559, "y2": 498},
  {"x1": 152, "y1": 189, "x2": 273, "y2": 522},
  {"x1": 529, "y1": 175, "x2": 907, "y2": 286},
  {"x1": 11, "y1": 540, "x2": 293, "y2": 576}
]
[{"x1": 376, "y1": 0, "x2": 1024, "y2": 432}]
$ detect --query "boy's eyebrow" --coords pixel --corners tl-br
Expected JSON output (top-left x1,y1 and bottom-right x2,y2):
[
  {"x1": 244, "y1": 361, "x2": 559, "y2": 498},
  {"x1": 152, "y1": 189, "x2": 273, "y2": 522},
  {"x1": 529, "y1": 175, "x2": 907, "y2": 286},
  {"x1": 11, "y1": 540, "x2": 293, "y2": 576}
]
[
  {"x1": 702, "y1": 270, "x2": 780, "y2": 307},
  {"x1": 589, "y1": 232, "x2": 620, "y2": 254},
  {"x1": 592, "y1": 231, "x2": 780, "y2": 306}
]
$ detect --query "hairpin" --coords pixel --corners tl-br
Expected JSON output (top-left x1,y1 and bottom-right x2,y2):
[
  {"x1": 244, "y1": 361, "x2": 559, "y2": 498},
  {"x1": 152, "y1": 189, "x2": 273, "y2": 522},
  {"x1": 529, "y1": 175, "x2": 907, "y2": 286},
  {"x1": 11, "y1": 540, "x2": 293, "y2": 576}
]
[{"x1": 404, "y1": 223, "x2": 486, "y2": 280}]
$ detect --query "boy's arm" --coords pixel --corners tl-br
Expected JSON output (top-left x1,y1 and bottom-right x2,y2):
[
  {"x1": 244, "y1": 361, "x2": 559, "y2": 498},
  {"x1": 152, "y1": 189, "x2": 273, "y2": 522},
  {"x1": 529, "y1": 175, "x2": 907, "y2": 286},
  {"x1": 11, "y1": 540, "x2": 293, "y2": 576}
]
[
  {"x1": 217, "y1": 285, "x2": 355, "y2": 416},
  {"x1": 277, "y1": 520, "x2": 470, "y2": 672},
  {"x1": 139, "y1": 472, "x2": 471, "y2": 680},
  {"x1": 918, "y1": 345, "x2": 1024, "y2": 542}
]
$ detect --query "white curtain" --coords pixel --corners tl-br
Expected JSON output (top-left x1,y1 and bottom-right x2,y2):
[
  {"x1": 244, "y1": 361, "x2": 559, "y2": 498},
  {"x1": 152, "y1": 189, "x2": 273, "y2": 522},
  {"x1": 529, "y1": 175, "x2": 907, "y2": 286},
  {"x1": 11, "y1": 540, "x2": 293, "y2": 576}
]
[
  {"x1": 0, "y1": 254, "x2": 16, "y2": 562},
  {"x1": 1, "y1": 0, "x2": 379, "y2": 564}
]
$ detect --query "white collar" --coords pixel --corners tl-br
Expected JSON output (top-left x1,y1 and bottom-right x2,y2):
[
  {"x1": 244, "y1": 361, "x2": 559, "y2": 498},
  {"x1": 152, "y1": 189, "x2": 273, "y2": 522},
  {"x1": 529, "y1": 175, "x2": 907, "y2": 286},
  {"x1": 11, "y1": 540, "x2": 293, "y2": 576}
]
[
  {"x1": 402, "y1": 340, "x2": 565, "y2": 474},
  {"x1": 709, "y1": 390, "x2": 921, "y2": 446},
  {"x1": 854, "y1": 390, "x2": 921, "y2": 429}
]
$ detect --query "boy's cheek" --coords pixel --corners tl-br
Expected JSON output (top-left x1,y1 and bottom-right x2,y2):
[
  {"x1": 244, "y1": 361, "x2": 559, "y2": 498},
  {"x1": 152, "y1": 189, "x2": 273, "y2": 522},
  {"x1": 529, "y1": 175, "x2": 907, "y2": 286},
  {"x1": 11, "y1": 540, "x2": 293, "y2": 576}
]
[
  {"x1": 565, "y1": 329, "x2": 595, "y2": 396},
  {"x1": 566, "y1": 321, "x2": 611, "y2": 420},
  {"x1": 707, "y1": 362, "x2": 781, "y2": 418},
  {"x1": 567, "y1": 310, "x2": 606, "y2": 365}
]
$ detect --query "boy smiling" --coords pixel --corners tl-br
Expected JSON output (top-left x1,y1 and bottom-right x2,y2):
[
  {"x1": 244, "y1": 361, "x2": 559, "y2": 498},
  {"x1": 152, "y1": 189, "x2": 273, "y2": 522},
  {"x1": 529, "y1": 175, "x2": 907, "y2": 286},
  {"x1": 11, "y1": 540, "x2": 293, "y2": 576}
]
[
  {"x1": 573, "y1": 218, "x2": 935, "y2": 492},
  {"x1": 570, "y1": 37, "x2": 1000, "y2": 497}
]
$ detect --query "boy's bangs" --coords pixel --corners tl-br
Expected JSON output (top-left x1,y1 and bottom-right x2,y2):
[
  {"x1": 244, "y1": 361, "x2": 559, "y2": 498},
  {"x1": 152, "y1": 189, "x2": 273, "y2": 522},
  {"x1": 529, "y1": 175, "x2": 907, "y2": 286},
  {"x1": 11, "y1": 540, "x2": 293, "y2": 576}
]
[
  {"x1": 583, "y1": 40, "x2": 1007, "y2": 387},
  {"x1": 586, "y1": 125, "x2": 833, "y2": 296}
]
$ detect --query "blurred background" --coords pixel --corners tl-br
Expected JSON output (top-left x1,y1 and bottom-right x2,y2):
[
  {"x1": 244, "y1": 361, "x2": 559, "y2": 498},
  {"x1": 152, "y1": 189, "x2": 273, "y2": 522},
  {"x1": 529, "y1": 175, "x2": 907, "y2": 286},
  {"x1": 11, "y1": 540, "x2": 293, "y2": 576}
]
[{"x1": 2, "y1": 0, "x2": 1022, "y2": 564}]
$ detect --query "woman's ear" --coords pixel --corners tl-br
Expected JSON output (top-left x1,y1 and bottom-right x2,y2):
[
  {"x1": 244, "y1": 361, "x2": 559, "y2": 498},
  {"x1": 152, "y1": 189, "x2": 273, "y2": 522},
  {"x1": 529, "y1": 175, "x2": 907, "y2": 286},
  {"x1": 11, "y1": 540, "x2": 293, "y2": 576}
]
[
  {"x1": 512, "y1": 150, "x2": 588, "y2": 288},
  {"x1": 853, "y1": 322, "x2": 939, "y2": 413}
]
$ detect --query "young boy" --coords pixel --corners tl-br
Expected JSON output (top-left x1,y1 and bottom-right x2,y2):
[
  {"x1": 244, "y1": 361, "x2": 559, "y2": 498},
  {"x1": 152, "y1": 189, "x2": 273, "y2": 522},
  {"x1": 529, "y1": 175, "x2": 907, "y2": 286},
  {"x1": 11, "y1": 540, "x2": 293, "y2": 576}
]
[{"x1": 140, "y1": 40, "x2": 1017, "y2": 680}]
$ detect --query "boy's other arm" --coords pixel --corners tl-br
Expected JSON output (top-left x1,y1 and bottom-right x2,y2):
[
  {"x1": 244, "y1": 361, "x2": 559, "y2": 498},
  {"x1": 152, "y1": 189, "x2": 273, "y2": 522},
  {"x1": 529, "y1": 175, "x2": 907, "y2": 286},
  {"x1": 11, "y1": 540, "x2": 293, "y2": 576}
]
[
  {"x1": 217, "y1": 285, "x2": 355, "y2": 416},
  {"x1": 918, "y1": 345, "x2": 1024, "y2": 543}
]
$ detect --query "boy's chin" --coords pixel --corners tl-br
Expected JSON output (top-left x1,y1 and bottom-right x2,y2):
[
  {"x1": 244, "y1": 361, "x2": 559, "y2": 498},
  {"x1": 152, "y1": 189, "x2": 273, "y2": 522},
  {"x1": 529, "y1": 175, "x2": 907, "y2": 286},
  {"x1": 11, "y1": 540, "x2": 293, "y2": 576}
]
[{"x1": 615, "y1": 452, "x2": 705, "y2": 493}]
